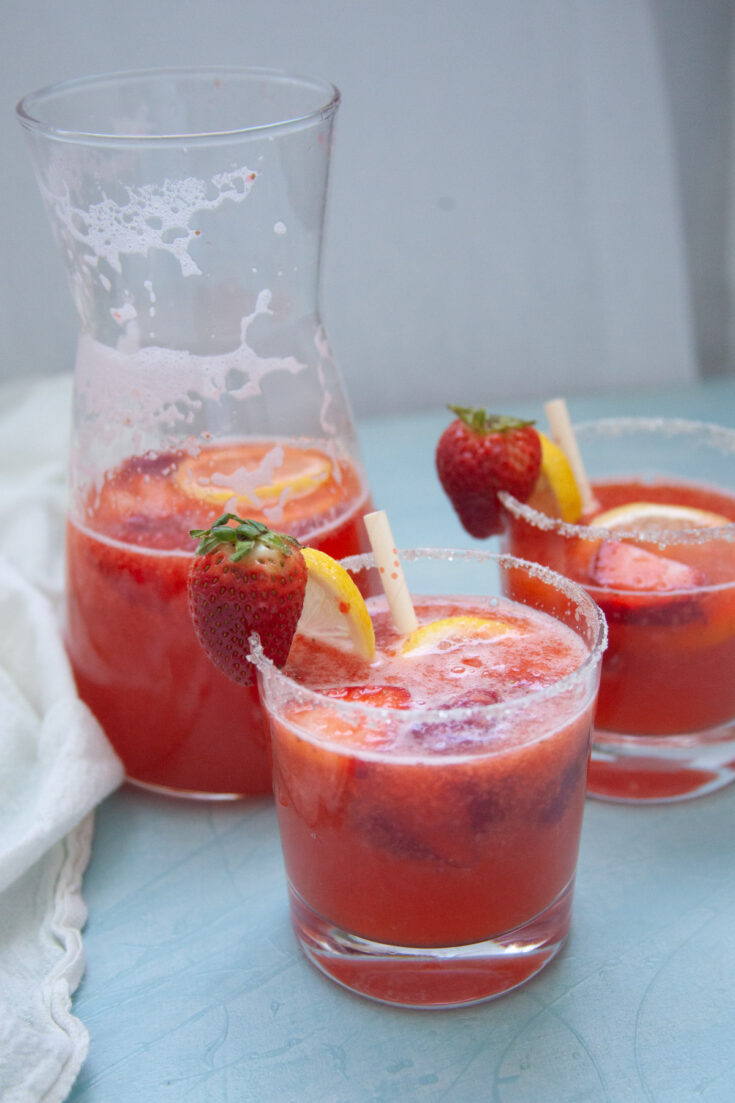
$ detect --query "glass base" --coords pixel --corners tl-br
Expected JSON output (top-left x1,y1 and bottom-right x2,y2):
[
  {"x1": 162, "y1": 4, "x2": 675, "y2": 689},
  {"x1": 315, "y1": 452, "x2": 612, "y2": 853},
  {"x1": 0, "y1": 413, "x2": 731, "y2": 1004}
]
[
  {"x1": 288, "y1": 880, "x2": 574, "y2": 1009},
  {"x1": 588, "y1": 720, "x2": 735, "y2": 803}
]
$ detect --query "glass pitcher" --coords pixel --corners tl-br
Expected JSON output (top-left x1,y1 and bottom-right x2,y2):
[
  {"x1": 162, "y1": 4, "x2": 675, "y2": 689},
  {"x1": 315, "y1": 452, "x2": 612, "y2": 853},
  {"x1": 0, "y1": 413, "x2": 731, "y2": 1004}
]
[{"x1": 17, "y1": 67, "x2": 373, "y2": 798}]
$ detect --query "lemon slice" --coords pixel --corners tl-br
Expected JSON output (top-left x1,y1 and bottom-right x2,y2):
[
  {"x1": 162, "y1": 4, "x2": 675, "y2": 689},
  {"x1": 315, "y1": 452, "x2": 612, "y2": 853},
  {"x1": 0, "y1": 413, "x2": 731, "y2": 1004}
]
[
  {"x1": 297, "y1": 547, "x2": 375, "y2": 660},
  {"x1": 526, "y1": 432, "x2": 583, "y2": 522},
  {"x1": 593, "y1": 502, "x2": 730, "y2": 534},
  {"x1": 401, "y1": 615, "x2": 511, "y2": 656},
  {"x1": 176, "y1": 444, "x2": 332, "y2": 507}
]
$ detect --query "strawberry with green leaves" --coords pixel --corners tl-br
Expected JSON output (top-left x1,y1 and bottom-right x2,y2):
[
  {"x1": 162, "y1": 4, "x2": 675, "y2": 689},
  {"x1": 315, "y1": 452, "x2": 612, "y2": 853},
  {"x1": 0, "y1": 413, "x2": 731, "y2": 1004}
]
[
  {"x1": 436, "y1": 406, "x2": 542, "y2": 538},
  {"x1": 188, "y1": 515, "x2": 306, "y2": 686}
]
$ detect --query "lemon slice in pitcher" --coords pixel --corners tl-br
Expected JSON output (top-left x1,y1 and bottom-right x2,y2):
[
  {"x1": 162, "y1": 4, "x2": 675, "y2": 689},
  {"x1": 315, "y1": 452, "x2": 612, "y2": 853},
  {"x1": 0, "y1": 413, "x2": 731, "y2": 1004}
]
[
  {"x1": 593, "y1": 502, "x2": 730, "y2": 534},
  {"x1": 176, "y1": 443, "x2": 332, "y2": 507},
  {"x1": 297, "y1": 547, "x2": 376, "y2": 660}
]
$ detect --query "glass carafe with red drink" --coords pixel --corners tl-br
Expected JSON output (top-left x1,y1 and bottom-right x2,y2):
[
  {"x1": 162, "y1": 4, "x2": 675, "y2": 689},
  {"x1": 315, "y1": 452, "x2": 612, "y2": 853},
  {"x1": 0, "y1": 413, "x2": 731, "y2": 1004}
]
[{"x1": 17, "y1": 67, "x2": 373, "y2": 797}]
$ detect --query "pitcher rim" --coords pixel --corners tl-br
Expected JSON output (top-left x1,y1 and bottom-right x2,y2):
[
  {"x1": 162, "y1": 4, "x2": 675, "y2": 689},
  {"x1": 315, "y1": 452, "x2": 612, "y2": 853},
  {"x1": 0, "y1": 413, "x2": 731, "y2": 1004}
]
[{"x1": 16, "y1": 65, "x2": 341, "y2": 145}]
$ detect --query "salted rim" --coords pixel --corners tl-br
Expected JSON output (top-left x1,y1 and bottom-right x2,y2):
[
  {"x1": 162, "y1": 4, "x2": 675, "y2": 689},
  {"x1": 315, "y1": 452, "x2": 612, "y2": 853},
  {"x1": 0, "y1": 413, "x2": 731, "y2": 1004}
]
[
  {"x1": 249, "y1": 547, "x2": 607, "y2": 758},
  {"x1": 501, "y1": 415, "x2": 735, "y2": 548},
  {"x1": 16, "y1": 66, "x2": 340, "y2": 145}
]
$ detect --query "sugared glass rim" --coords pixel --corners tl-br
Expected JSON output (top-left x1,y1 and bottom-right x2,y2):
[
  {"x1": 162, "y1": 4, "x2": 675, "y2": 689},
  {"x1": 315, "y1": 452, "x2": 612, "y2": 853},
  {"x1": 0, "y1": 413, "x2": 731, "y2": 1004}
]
[
  {"x1": 16, "y1": 66, "x2": 340, "y2": 146},
  {"x1": 251, "y1": 547, "x2": 607, "y2": 758},
  {"x1": 501, "y1": 415, "x2": 735, "y2": 547}
]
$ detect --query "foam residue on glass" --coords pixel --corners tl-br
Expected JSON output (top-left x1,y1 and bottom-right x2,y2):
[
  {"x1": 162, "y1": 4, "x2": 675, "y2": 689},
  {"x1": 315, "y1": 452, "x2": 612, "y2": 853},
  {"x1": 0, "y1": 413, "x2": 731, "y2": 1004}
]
[{"x1": 41, "y1": 165, "x2": 258, "y2": 278}]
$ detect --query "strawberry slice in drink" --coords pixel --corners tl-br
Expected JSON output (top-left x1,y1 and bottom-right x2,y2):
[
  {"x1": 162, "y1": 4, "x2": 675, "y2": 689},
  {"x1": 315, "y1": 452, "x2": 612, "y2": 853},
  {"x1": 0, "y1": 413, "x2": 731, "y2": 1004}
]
[{"x1": 590, "y1": 540, "x2": 706, "y2": 625}]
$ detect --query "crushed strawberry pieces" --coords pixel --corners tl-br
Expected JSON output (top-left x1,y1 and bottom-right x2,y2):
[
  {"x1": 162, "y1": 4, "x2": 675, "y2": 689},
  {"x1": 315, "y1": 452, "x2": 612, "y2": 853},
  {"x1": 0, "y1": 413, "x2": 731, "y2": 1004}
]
[{"x1": 320, "y1": 685, "x2": 413, "y2": 708}]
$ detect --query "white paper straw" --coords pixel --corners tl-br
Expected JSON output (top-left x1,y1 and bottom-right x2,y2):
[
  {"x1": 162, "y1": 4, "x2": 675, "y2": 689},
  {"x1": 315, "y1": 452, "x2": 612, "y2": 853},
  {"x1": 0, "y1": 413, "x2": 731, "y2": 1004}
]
[
  {"x1": 363, "y1": 510, "x2": 418, "y2": 634},
  {"x1": 544, "y1": 397, "x2": 596, "y2": 514}
]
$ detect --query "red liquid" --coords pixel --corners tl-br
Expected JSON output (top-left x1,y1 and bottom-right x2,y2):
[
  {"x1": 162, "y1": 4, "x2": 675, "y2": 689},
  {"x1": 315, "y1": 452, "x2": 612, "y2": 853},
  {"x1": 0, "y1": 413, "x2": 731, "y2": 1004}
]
[
  {"x1": 267, "y1": 599, "x2": 595, "y2": 953},
  {"x1": 66, "y1": 442, "x2": 372, "y2": 795},
  {"x1": 505, "y1": 479, "x2": 735, "y2": 800}
]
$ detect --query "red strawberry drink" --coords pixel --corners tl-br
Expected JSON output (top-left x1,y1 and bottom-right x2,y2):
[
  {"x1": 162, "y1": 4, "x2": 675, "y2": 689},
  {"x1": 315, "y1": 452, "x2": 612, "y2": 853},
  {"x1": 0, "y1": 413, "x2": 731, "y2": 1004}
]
[
  {"x1": 66, "y1": 443, "x2": 371, "y2": 797},
  {"x1": 501, "y1": 418, "x2": 735, "y2": 803},
  {"x1": 254, "y1": 549, "x2": 606, "y2": 1008}
]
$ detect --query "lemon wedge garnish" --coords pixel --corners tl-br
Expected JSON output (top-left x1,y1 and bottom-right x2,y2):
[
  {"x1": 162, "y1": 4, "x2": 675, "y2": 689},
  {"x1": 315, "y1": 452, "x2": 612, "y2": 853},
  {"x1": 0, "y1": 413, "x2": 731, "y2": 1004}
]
[
  {"x1": 176, "y1": 444, "x2": 332, "y2": 507},
  {"x1": 401, "y1": 615, "x2": 512, "y2": 656},
  {"x1": 297, "y1": 547, "x2": 375, "y2": 660},
  {"x1": 526, "y1": 432, "x2": 583, "y2": 522},
  {"x1": 593, "y1": 502, "x2": 730, "y2": 534}
]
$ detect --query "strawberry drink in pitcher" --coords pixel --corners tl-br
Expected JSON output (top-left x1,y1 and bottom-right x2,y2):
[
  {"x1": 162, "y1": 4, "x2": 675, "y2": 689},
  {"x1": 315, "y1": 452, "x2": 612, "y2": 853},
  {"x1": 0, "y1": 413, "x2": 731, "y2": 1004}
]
[
  {"x1": 17, "y1": 68, "x2": 373, "y2": 797},
  {"x1": 67, "y1": 451, "x2": 370, "y2": 796}
]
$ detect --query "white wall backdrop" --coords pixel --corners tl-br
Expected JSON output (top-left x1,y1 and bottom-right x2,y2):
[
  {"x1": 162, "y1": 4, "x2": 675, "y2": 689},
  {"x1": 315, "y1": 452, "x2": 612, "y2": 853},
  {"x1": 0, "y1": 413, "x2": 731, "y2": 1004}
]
[{"x1": 1, "y1": 0, "x2": 733, "y2": 415}]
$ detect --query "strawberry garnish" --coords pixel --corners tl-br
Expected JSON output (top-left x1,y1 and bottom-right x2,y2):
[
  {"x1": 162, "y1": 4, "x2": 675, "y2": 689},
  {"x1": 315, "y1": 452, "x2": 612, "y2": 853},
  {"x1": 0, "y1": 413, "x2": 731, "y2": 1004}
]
[
  {"x1": 188, "y1": 514, "x2": 306, "y2": 686},
  {"x1": 435, "y1": 407, "x2": 542, "y2": 538}
]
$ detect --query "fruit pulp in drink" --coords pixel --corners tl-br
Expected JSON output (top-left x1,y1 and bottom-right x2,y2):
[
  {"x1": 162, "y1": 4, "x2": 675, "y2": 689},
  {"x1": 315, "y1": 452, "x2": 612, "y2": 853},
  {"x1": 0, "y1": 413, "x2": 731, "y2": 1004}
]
[
  {"x1": 267, "y1": 595, "x2": 594, "y2": 955},
  {"x1": 65, "y1": 441, "x2": 372, "y2": 796},
  {"x1": 505, "y1": 478, "x2": 735, "y2": 743}
]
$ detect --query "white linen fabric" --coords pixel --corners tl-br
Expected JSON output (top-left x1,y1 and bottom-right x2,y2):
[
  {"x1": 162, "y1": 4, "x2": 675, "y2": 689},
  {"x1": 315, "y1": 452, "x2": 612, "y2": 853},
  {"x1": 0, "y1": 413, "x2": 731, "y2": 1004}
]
[{"x1": 0, "y1": 375, "x2": 123, "y2": 1103}]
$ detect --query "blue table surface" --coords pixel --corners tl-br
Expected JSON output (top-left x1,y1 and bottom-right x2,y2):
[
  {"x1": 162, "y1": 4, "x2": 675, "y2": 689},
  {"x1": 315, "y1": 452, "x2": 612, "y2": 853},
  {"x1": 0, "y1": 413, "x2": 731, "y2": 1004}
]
[{"x1": 68, "y1": 380, "x2": 735, "y2": 1103}]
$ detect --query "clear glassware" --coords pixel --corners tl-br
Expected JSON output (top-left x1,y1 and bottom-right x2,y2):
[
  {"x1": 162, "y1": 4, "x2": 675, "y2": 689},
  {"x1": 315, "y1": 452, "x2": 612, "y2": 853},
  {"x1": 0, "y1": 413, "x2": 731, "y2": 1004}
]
[
  {"x1": 17, "y1": 67, "x2": 373, "y2": 798},
  {"x1": 254, "y1": 548, "x2": 606, "y2": 1008},
  {"x1": 501, "y1": 417, "x2": 735, "y2": 803}
]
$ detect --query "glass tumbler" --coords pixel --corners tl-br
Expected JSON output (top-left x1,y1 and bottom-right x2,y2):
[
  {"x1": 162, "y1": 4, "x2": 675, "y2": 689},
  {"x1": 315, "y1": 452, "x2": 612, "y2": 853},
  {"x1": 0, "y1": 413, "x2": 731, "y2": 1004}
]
[
  {"x1": 502, "y1": 417, "x2": 735, "y2": 803},
  {"x1": 17, "y1": 67, "x2": 372, "y2": 798},
  {"x1": 254, "y1": 549, "x2": 606, "y2": 1008}
]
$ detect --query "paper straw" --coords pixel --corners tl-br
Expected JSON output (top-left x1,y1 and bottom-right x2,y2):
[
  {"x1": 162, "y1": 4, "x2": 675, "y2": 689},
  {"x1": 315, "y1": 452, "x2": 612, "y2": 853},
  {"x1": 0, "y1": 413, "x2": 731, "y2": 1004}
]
[
  {"x1": 363, "y1": 510, "x2": 419, "y2": 634},
  {"x1": 544, "y1": 398, "x2": 596, "y2": 514}
]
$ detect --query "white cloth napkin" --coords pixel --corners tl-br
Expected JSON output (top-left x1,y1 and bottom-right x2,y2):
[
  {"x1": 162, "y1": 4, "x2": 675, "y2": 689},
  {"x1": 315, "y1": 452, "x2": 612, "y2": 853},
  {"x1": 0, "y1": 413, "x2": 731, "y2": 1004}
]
[{"x1": 0, "y1": 375, "x2": 123, "y2": 1103}]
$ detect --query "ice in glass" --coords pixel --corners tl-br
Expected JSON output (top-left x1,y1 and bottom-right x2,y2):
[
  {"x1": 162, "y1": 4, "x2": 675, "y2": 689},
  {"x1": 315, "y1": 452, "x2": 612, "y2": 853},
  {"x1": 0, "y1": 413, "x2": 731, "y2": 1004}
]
[{"x1": 255, "y1": 549, "x2": 606, "y2": 1008}]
